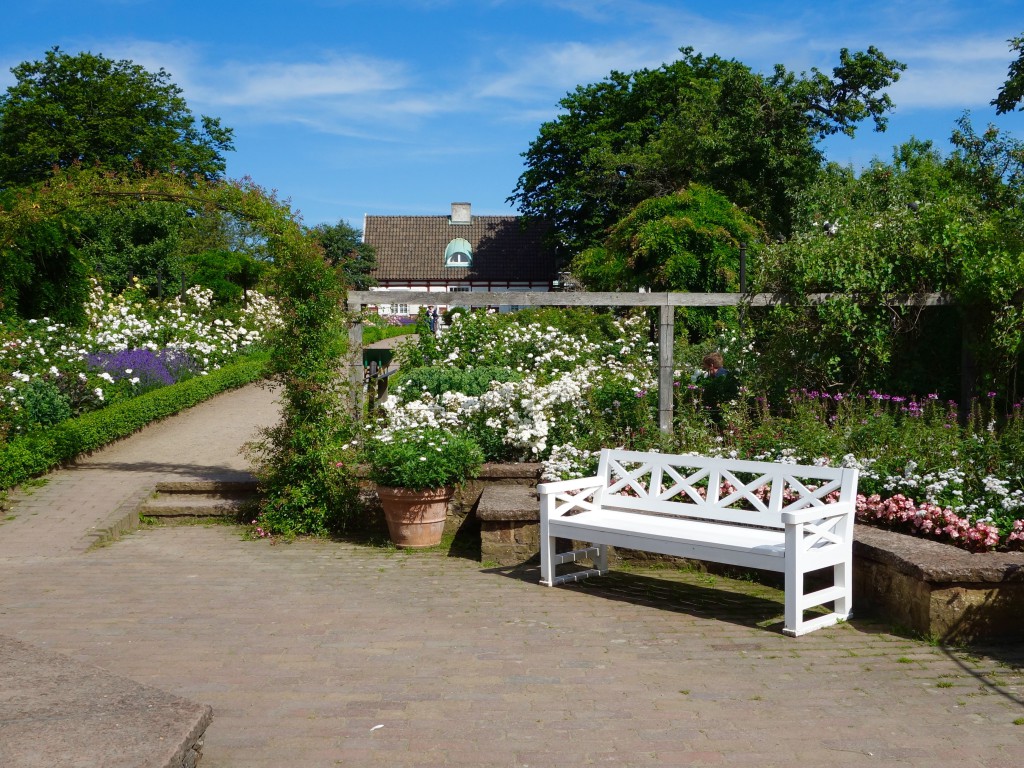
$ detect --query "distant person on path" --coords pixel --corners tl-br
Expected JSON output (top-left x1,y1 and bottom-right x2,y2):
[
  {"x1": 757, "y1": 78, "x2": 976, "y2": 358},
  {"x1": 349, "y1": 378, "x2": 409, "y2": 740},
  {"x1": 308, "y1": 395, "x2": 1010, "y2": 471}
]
[
  {"x1": 702, "y1": 351, "x2": 728, "y2": 378},
  {"x1": 426, "y1": 305, "x2": 439, "y2": 334}
]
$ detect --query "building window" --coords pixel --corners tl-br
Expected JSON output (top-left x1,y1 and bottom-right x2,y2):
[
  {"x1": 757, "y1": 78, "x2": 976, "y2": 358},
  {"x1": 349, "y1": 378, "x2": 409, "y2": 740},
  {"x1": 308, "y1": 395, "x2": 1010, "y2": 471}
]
[
  {"x1": 444, "y1": 237, "x2": 473, "y2": 268},
  {"x1": 395, "y1": 303, "x2": 409, "y2": 315},
  {"x1": 448, "y1": 286, "x2": 470, "y2": 292}
]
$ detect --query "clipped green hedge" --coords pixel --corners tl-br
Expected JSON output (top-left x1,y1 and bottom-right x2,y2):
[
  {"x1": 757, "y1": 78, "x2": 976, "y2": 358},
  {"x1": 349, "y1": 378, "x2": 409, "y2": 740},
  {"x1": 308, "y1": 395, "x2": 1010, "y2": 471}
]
[{"x1": 0, "y1": 353, "x2": 269, "y2": 490}]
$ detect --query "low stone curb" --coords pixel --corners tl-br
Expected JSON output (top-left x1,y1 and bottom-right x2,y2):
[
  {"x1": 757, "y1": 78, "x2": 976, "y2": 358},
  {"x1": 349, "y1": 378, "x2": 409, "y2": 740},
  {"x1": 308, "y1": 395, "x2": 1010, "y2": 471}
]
[{"x1": 0, "y1": 635, "x2": 212, "y2": 768}]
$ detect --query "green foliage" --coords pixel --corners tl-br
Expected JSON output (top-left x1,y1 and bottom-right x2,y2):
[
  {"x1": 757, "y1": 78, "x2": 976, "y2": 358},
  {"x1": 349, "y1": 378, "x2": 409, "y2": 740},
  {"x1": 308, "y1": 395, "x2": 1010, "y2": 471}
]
[
  {"x1": 573, "y1": 184, "x2": 763, "y2": 341},
  {"x1": 74, "y1": 201, "x2": 191, "y2": 294},
  {"x1": 363, "y1": 425, "x2": 483, "y2": 491},
  {"x1": 0, "y1": 206, "x2": 91, "y2": 324},
  {"x1": 393, "y1": 365, "x2": 523, "y2": 400},
  {"x1": 510, "y1": 45, "x2": 905, "y2": 256},
  {"x1": 0, "y1": 354, "x2": 266, "y2": 490},
  {"x1": 308, "y1": 219, "x2": 377, "y2": 290},
  {"x1": 0, "y1": 47, "x2": 233, "y2": 186},
  {"x1": 185, "y1": 248, "x2": 265, "y2": 305},
  {"x1": 11, "y1": 378, "x2": 72, "y2": 432},
  {"x1": 441, "y1": 305, "x2": 469, "y2": 326},
  {"x1": 750, "y1": 131, "x2": 1024, "y2": 397},
  {"x1": 586, "y1": 378, "x2": 659, "y2": 450},
  {"x1": 248, "y1": 204, "x2": 359, "y2": 536},
  {"x1": 993, "y1": 34, "x2": 1024, "y2": 115}
]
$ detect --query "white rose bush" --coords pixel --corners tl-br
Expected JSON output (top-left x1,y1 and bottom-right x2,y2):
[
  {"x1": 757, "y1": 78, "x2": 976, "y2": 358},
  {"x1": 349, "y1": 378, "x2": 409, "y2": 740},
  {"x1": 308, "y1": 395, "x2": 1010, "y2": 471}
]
[
  {"x1": 371, "y1": 308, "x2": 658, "y2": 471},
  {"x1": 1, "y1": 278, "x2": 280, "y2": 437}
]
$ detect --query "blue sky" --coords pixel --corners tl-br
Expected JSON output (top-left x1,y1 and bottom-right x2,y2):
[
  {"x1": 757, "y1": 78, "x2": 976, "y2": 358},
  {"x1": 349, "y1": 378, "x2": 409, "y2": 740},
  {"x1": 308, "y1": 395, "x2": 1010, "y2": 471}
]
[{"x1": 2, "y1": 0, "x2": 1023, "y2": 230}]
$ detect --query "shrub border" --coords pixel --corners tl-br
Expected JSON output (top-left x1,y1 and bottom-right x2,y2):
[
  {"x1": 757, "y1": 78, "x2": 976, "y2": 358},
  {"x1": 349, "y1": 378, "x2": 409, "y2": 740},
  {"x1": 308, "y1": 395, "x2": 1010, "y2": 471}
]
[{"x1": 0, "y1": 353, "x2": 269, "y2": 490}]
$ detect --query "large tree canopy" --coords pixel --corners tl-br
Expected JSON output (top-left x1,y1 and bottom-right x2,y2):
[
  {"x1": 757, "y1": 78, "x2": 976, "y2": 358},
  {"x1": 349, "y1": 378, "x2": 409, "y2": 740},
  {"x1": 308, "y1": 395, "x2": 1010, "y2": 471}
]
[
  {"x1": 573, "y1": 183, "x2": 764, "y2": 341},
  {"x1": 510, "y1": 46, "x2": 905, "y2": 258},
  {"x1": 0, "y1": 47, "x2": 234, "y2": 187}
]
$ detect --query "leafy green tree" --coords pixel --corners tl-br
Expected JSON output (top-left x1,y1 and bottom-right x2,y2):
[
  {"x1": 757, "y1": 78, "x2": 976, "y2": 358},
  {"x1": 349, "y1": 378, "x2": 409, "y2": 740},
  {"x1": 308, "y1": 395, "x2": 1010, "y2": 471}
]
[
  {"x1": 185, "y1": 249, "x2": 266, "y2": 305},
  {"x1": 751, "y1": 129, "x2": 1024, "y2": 399},
  {"x1": 993, "y1": 34, "x2": 1024, "y2": 114},
  {"x1": 308, "y1": 220, "x2": 377, "y2": 289},
  {"x1": 0, "y1": 204, "x2": 91, "y2": 324},
  {"x1": 75, "y1": 201, "x2": 192, "y2": 292},
  {"x1": 573, "y1": 184, "x2": 764, "y2": 341},
  {"x1": 510, "y1": 46, "x2": 905, "y2": 258},
  {"x1": 0, "y1": 47, "x2": 233, "y2": 187}
]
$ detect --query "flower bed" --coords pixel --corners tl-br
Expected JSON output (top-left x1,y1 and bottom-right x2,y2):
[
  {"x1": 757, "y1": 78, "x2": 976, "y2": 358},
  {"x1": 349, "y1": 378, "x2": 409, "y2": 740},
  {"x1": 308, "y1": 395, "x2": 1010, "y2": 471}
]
[
  {"x1": 1, "y1": 280, "x2": 280, "y2": 439},
  {"x1": 369, "y1": 309, "x2": 1024, "y2": 553}
]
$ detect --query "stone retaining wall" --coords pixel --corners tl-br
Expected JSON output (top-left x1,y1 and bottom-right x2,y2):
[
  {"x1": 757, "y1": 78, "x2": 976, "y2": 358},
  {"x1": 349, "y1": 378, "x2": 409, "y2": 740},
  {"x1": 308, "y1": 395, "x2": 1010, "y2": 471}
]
[{"x1": 853, "y1": 526, "x2": 1024, "y2": 643}]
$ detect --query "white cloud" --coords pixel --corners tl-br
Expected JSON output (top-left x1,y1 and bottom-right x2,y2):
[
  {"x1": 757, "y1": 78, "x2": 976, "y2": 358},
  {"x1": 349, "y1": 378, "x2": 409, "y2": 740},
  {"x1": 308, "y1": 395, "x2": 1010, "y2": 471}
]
[
  {"x1": 881, "y1": 36, "x2": 1014, "y2": 109},
  {"x1": 208, "y1": 56, "x2": 408, "y2": 107}
]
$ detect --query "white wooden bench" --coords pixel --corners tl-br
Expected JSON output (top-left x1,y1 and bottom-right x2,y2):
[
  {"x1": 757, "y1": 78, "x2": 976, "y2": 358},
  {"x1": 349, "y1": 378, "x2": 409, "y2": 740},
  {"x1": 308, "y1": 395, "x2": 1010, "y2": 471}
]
[{"x1": 538, "y1": 449, "x2": 859, "y2": 637}]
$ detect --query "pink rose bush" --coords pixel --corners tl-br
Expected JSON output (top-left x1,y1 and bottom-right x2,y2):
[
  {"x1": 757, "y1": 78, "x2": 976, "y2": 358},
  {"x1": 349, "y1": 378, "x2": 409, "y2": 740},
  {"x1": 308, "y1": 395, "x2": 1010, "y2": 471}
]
[{"x1": 855, "y1": 493, "x2": 1007, "y2": 552}]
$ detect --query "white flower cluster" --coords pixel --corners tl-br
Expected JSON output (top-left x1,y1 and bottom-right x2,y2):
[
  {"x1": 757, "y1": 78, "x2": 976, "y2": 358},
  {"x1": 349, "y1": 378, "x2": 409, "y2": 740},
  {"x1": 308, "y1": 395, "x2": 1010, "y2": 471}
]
[
  {"x1": 2, "y1": 281, "x2": 281, "y2": 377},
  {"x1": 379, "y1": 312, "x2": 656, "y2": 462},
  {"x1": 542, "y1": 444, "x2": 601, "y2": 481},
  {"x1": 1, "y1": 280, "x2": 282, "y2": 429}
]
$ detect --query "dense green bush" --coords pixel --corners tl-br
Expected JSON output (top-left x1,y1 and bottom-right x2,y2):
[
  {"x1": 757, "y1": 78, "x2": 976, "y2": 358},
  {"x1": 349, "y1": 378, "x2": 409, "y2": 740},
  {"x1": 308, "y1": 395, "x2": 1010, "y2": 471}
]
[
  {"x1": 364, "y1": 425, "x2": 483, "y2": 490},
  {"x1": 185, "y1": 248, "x2": 266, "y2": 305},
  {"x1": 393, "y1": 365, "x2": 523, "y2": 400}
]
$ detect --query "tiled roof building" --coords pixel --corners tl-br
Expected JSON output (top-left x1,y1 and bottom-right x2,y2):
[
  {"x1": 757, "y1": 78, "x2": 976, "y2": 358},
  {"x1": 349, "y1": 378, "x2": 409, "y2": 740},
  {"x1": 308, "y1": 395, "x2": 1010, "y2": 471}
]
[{"x1": 363, "y1": 202, "x2": 554, "y2": 290}]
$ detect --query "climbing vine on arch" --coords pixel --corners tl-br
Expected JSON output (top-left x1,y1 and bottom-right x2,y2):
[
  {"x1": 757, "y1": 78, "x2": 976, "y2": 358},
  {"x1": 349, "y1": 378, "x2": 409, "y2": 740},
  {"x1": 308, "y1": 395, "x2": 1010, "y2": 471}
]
[{"x1": 0, "y1": 168, "x2": 357, "y2": 534}]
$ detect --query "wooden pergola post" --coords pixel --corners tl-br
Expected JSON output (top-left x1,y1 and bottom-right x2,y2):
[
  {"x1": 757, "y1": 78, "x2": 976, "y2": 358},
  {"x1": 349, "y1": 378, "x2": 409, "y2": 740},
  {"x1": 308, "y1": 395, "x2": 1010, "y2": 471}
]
[{"x1": 658, "y1": 303, "x2": 674, "y2": 433}]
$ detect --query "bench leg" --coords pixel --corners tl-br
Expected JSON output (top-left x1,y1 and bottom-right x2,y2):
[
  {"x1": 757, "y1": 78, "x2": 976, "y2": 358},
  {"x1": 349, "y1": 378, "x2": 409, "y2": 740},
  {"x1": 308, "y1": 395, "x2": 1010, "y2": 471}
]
[
  {"x1": 784, "y1": 564, "x2": 802, "y2": 637},
  {"x1": 595, "y1": 543, "x2": 609, "y2": 573},
  {"x1": 540, "y1": 527, "x2": 556, "y2": 587},
  {"x1": 833, "y1": 561, "x2": 852, "y2": 620}
]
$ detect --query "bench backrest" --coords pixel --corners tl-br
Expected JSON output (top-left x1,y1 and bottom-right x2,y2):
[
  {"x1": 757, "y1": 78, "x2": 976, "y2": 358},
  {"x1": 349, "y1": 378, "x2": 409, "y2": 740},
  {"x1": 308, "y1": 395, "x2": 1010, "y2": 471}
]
[{"x1": 596, "y1": 449, "x2": 858, "y2": 530}]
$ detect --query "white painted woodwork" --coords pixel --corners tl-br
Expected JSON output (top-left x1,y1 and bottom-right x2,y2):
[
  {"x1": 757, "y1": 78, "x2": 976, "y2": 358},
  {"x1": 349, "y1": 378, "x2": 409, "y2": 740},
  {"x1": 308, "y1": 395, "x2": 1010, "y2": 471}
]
[{"x1": 538, "y1": 449, "x2": 859, "y2": 637}]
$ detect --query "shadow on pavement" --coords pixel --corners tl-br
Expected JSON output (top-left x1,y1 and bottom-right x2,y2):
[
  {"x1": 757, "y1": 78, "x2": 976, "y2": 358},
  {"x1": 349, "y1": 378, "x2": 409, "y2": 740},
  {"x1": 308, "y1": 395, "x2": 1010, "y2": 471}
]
[
  {"x1": 482, "y1": 560, "x2": 793, "y2": 635},
  {"x1": 70, "y1": 461, "x2": 256, "y2": 479}
]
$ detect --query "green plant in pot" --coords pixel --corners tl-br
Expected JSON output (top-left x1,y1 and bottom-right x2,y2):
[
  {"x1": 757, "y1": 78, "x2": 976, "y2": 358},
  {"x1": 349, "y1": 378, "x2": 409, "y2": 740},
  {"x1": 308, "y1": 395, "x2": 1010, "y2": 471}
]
[{"x1": 365, "y1": 425, "x2": 483, "y2": 548}]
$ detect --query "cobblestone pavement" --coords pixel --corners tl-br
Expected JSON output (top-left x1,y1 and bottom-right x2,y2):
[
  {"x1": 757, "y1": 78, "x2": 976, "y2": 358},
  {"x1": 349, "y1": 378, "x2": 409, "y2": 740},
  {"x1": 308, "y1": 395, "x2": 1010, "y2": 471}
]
[{"x1": 1, "y1": 384, "x2": 1023, "y2": 767}]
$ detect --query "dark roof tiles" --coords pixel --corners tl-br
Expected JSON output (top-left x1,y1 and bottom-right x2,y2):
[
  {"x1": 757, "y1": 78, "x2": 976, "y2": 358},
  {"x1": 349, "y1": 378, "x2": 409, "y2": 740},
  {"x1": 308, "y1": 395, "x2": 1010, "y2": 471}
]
[{"x1": 364, "y1": 214, "x2": 554, "y2": 283}]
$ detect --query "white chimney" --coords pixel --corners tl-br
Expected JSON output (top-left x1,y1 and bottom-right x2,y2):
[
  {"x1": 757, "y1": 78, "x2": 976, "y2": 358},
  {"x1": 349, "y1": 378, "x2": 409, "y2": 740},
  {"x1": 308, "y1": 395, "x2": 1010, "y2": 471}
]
[{"x1": 450, "y1": 202, "x2": 471, "y2": 225}]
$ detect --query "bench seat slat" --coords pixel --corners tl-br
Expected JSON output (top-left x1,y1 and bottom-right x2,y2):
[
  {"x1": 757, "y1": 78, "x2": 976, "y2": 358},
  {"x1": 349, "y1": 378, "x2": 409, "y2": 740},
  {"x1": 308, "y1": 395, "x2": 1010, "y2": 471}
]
[{"x1": 549, "y1": 510, "x2": 789, "y2": 572}]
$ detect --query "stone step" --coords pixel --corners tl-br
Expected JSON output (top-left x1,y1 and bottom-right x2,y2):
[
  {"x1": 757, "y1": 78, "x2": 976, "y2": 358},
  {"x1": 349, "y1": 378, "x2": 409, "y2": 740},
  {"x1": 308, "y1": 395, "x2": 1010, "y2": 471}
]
[
  {"x1": 139, "y1": 496, "x2": 252, "y2": 518},
  {"x1": 154, "y1": 479, "x2": 258, "y2": 495},
  {"x1": 140, "y1": 479, "x2": 259, "y2": 519},
  {"x1": 0, "y1": 635, "x2": 212, "y2": 768}
]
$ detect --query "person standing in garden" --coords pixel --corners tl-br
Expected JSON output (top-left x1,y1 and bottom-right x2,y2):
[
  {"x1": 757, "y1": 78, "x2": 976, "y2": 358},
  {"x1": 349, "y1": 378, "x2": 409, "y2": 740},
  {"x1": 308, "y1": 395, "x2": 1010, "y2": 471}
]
[{"x1": 702, "y1": 352, "x2": 729, "y2": 378}]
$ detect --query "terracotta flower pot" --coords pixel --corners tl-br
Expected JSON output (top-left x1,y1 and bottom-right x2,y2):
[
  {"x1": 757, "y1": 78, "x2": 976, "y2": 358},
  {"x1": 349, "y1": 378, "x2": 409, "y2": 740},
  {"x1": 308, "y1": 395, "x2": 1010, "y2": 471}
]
[{"x1": 376, "y1": 485, "x2": 454, "y2": 548}]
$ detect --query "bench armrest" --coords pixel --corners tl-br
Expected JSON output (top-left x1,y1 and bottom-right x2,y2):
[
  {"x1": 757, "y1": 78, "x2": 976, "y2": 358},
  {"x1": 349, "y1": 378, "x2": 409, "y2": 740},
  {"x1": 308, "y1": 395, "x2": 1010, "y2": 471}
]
[
  {"x1": 537, "y1": 475, "x2": 604, "y2": 496},
  {"x1": 781, "y1": 501, "x2": 856, "y2": 525}
]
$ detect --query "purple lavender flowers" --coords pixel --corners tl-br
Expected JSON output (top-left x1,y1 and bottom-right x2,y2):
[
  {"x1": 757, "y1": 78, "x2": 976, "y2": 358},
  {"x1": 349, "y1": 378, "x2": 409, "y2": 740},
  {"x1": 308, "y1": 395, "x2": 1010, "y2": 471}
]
[{"x1": 85, "y1": 348, "x2": 199, "y2": 389}]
